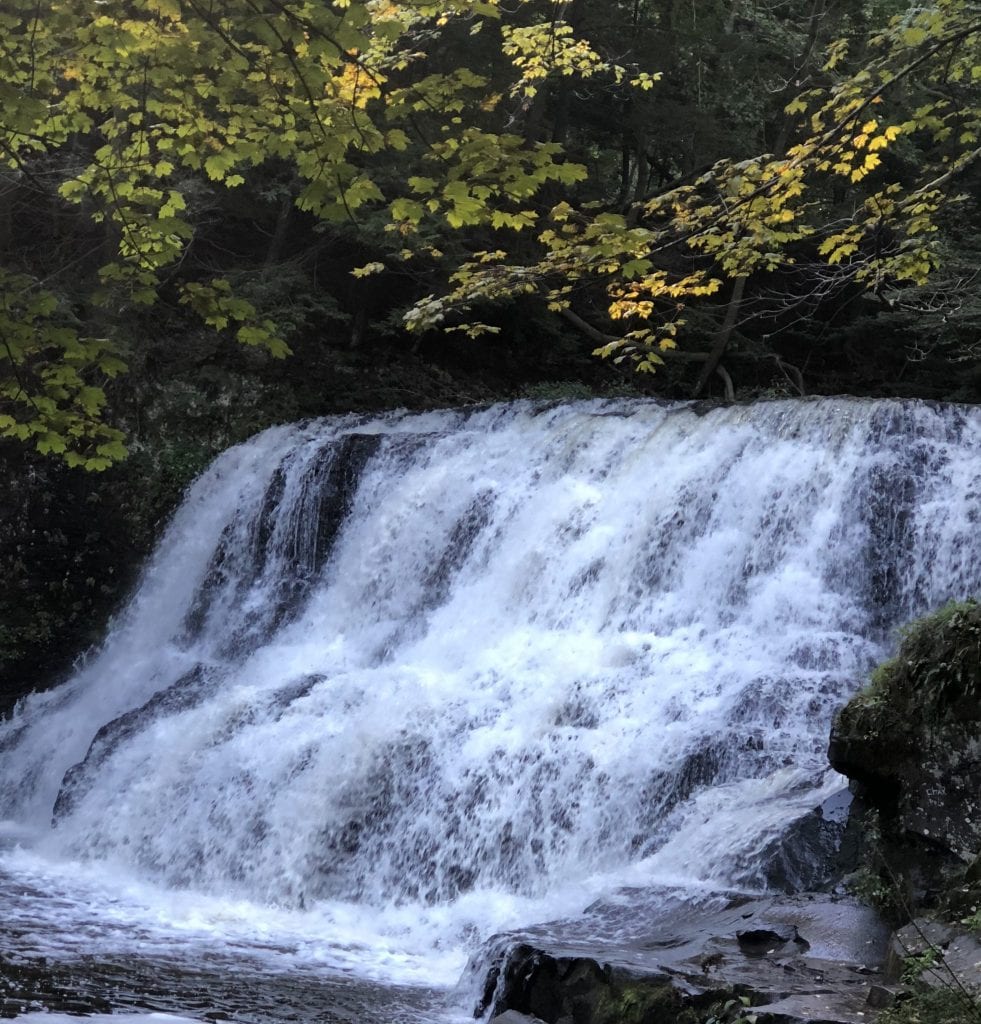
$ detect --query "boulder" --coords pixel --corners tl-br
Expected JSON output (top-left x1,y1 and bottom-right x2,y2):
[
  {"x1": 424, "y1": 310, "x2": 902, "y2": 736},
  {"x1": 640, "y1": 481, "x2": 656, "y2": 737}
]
[
  {"x1": 828, "y1": 601, "x2": 981, "y2": 901},
  {"x1": 886, "y1": 917, "x2": 981, "y2": 992},
  {"x1": 490, "y1": 1012, "x2": 548, "y2": 1024},
  {"x1": 758, "y1": 789, "x2": 860, "y2": 893},
  {"x1": 473, "y1": 890, "x2": 892, "y2": 1024}
]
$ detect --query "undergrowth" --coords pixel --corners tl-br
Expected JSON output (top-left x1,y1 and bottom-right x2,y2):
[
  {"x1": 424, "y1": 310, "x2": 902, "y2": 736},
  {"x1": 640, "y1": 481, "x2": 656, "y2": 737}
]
[
  {"x1": 881, "y1": 988, "x2": 981, "y2": 1024},
  {"x1": 860, "y1": 599, "x2": 981, "y2": 717}
]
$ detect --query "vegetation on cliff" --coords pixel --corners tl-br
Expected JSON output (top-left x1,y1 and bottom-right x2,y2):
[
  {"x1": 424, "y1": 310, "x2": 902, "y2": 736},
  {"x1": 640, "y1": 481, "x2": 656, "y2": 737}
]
[{"x1": 850, "y1": 599, "x2": 981, "y2": 719}]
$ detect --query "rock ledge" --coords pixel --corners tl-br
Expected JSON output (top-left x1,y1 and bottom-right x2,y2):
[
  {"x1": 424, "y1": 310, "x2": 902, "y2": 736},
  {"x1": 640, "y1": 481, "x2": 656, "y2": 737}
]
[{"x1": 474, "y1": 891, "x2": 893, "y2": 1024}]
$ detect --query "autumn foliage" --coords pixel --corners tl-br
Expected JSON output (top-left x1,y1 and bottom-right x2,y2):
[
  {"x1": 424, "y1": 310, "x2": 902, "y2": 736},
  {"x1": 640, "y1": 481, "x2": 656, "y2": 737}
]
[{"x1": 0, "y1": 0, "x2": 979, "y2": 463}]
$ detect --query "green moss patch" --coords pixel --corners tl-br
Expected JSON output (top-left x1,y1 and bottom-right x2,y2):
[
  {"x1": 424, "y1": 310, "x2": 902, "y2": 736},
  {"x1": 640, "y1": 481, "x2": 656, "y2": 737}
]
[{"x1": 859, "y1": 600, "x2": 981, "y2": 721}]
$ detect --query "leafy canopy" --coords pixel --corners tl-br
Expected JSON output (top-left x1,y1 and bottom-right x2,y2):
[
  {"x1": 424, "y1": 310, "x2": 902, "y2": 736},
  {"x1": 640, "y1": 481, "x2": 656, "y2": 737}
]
[
  {"x1": 408, "y1": 0, "x2": 981, "y2": 374},
  {"x1": 0, "y1": 0, "x2": 640, "y2": 466},
  {"x1": 2, "y1": 0, "x2": 979, "y2": 466}
]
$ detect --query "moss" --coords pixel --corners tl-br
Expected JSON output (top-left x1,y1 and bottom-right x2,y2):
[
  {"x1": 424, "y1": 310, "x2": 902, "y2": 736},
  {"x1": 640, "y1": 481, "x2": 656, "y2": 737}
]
[
  {"x1": 520, "y1": 380, "x2": 599, "y2": 401},
  {"x1": 591, "y1": 980, "x2": 697, "y2": 1024},
  {"x1": 846, "y1": 599, "x2": 981, "y2": 725},
  {"x1": 879, "y1": 987, "x2": 981, "y2": 1024}
]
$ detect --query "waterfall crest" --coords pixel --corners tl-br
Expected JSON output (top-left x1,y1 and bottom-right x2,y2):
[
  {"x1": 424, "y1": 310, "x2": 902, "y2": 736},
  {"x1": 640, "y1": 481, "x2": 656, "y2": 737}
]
[{"x1": 2, "y1": 397, "x2": 979, "y2": 913}]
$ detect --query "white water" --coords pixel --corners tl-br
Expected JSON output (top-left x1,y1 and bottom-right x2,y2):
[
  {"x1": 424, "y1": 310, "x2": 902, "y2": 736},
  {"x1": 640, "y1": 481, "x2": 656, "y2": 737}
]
[{"x1": 1, "y1": 397, "x2": 980, "y2": 1019}]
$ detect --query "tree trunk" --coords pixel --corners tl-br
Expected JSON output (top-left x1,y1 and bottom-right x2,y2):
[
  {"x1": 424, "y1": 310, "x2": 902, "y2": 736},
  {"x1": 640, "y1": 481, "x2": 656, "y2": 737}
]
[
  {"x1": 692, "y1": 275, "x2": 746, "y2": 398},
  {"x1": 263, "y1": 198, "x2": 292, "y2": 273},
  {"x1": 0, "y1": 183, "x2": 13, "y2": 253}
]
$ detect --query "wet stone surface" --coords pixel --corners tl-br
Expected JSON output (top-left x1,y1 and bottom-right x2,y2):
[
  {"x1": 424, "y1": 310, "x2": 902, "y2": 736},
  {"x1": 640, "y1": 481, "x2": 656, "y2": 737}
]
[
  {"x1": 475, "y1": 889, "x2": 895, "y2": 1024},
  {"x1": 0, "y1": 950, "x2": 444, "y2": 1024}
]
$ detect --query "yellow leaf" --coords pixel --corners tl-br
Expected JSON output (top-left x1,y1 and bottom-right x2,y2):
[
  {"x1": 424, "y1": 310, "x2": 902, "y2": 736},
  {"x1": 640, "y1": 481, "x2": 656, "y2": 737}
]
[
  {"x1": 351, "y1": 261, "x2": 385, "y2": 278},
  {"x1": 827, "y1": 242, "x2": 858, "y2": 264}
]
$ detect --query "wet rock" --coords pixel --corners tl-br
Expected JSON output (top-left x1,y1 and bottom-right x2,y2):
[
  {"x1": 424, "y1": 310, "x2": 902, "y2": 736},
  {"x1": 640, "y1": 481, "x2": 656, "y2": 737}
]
[
  {"x1": 474, "y1": 890, "x2": 891, "y2": 1024},
  {"x1": 750, "y1": 991, "x2": 872, "y2": 1024},
  {"x1": 490, "y1": 1011, "x2": 548, "y2": 1024},
  {"x1": 54, "y1": 664, "x2": 211, "y2": 819},
  {"x1": 866, "y1": 985, "x2": 897, "y2": 1009},
  {"x1": 829, "y1": 701, "x2": 981, "y2": 888},
  {"x1": 886, "y1": 917, "x2": 981, "y2": 991},
  {"x1": 736, "y1": 927, "x2": 807, "y2": 957},
  {"x1": 885, "y1": 917, "x2": 955, "y2": 977},
  {"x1": 964, "y1": 853, "x2": 981, "y2": 885},
  {"x1": 191, "y1": 432, "x2": 384, "y2": 659},
  {"x1": 828, "y1": 601, "x2": 981, "y2": 903},
  {"x1": 759, "y1": 789, "x2": 861, "y2": 893}
]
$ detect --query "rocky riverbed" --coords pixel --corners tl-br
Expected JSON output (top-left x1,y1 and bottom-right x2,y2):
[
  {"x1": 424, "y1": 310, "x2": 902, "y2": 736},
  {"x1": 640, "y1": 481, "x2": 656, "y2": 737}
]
[{"x1": 0, "y1": 939, "x2": 449, "y2": 1024}]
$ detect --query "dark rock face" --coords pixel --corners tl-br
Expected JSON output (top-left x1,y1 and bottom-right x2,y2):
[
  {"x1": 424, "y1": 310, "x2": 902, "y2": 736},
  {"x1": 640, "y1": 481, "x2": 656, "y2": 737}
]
[
  {"x1": 183, "y1": 432, "x2": 383, "y2": 658},
  {"x1": 53, "y1": 665, "x2": 211, "y2": 820},
  {"x1": 830, "y1": 707, "x2": 981, "y2": 888},
  {"x1": 473, "y1": 891, "x2": 892, "y2": 1024},
  {"x1": 885, "y1": 918, "x2": 981, "y2": 991},
  {"x1": 828, "y1": 601, "x2": 981, "y2": 900},
  {"x1": 758, "y1": 789, "x2": 860, "y2": 893}
]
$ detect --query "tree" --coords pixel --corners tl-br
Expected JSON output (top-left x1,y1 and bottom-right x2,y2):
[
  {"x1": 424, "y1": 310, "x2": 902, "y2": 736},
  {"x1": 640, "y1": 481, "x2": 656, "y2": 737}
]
[
  {"x1": 0, "y1": 0, "x2": 648, "y2": 466},
  {"x1": 3, "y1": 2, "x2": 978, "y2": 468},
  {"x1": 410, "y1": 0, "x2": 981, "y2": 394}
]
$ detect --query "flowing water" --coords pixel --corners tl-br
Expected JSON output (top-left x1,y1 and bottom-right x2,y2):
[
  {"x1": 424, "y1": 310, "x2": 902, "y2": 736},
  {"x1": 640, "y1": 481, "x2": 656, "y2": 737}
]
[{"x1": 1, "y1": 397, "x2": 980, "y2": 1022}]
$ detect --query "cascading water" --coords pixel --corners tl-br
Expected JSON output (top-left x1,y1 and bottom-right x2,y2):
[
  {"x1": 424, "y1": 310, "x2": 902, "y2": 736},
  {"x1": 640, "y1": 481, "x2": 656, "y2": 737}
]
[{"x1": 1, "y1": 397, "x2": 980, "y2": 1022}]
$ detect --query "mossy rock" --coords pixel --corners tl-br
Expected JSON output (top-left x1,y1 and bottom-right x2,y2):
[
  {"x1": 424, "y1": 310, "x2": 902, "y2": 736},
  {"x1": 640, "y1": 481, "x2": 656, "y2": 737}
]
[
  {"x1": 864, "y1": 600, "x2": 981, "y2": 721},
  {"x1": 832, "y1": 600, "x2": 981, "y2": 770},
  {"x1": 829, "y1": 600, "x2": 981, "y2": 910}
]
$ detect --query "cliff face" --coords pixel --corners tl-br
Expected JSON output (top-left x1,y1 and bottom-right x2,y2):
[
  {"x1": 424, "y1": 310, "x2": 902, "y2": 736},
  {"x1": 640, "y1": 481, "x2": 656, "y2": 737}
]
[{"x1": 828, "y1": 600, "x2": 981, "y2": 913}]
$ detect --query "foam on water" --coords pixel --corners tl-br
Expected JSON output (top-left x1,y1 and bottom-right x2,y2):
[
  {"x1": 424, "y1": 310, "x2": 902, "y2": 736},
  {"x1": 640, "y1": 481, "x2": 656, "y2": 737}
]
[{"x1": 1, "y1": 397, "x2": 980, "y2": 1006}]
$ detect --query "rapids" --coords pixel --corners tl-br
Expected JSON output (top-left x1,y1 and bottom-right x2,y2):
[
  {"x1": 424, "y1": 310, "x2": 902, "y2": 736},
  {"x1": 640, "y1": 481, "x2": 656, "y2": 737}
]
[{"x1": 1, "y1": 397, "x2": 979, "y2": 1021}]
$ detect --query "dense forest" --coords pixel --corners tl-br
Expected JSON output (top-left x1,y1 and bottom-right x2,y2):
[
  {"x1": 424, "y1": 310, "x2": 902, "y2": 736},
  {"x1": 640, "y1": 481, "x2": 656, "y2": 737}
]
[{"x1": 1, "y1": 0, "x2": 979, "y2": 704}]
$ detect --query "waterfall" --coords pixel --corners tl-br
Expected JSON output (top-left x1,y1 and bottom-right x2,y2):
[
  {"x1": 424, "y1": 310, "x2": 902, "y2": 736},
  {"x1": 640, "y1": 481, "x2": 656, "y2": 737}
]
[{"x1": 1, "y1": 397, "x2": 979, "y2": 982}]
